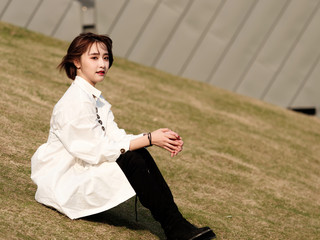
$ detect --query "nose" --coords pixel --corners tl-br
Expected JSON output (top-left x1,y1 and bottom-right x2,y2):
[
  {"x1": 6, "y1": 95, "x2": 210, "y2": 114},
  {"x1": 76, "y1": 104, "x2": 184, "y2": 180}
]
[{"x1": 99, "y1": 58, "x2": 105, "y2": 68}]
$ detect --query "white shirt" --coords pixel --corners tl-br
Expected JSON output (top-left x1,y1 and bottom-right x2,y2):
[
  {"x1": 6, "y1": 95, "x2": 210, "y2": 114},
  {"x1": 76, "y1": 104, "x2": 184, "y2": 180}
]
[{"x1": 31, "y1": 76, "x2": 142, "y2": 219}]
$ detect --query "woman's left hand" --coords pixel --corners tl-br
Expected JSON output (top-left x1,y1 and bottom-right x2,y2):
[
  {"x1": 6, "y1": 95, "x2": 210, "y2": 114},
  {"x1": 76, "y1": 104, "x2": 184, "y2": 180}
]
[
  {"x1": 166, "y1": 130, "x2": 184, "y2": 157},
  {"x1": 150, "y1": 128, "x2": 184, "y2": 157}
]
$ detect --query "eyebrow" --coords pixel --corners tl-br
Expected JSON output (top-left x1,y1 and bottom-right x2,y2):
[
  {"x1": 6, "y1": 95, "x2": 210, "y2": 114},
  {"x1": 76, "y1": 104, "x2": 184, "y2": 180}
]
[{"x1": 89, "y1": 52, "x2": 109, "y2": 56}]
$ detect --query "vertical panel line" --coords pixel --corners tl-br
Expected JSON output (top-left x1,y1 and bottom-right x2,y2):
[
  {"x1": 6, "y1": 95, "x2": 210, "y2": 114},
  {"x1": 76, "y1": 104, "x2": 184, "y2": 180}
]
[
  {"x1": 125, "y1": 0, "x2": 162, "y2": 59},
  {"x1": 0, "y1": 0, "x2": 12, "y2": 20},
  {"x1": 233, "y1": 0, "x2": 291, "y2": 92},
  {"x1": 107, "y1": 0, "x2": 130, "y2": 35},
  {"x1": 207, "y1": 0, "x2": 259, "y2": 83},
  {"x1": 178, "y1": 0, "x2": 227, "y2": 76},
  {"x1": 261, "y1": 0, "x2": 320, "y2": 100},
  {"x1": 151, "y1": 0, "x2": 194, "y2": 67},
  {"x1": 51, "y1": 0, "x2": 74, "y2": 36},
  {"x1": 93, "y1": 0, "x2": 97, "y2": 33},
  {"x1": 288, "y1": 50, "x2": 320, "y2": 108},
  {"x1": 25, "y1": 0, "x2": 43, "y2": 28}
]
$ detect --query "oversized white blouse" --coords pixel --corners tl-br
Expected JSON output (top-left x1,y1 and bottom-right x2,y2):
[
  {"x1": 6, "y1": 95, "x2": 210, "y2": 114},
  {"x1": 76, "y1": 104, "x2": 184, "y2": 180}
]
[{"x1": 31, "y1": 76, "x2": 142, "y2": 219}]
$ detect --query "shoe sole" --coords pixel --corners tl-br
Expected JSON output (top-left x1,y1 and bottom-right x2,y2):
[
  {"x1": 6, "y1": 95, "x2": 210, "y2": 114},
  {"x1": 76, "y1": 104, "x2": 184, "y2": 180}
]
[{"x1": 189, "y1": 228, "x2": 216, "y2": 240}]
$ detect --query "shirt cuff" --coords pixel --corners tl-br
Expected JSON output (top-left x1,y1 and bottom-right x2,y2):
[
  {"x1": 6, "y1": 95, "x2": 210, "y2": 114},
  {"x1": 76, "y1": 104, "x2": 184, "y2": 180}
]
[
  {"x1": 120, "y1": 139, "x2": 131, "y2": 154},
  {"x1": 120, "y1": 133, "x2": 144, "y2": 154}
]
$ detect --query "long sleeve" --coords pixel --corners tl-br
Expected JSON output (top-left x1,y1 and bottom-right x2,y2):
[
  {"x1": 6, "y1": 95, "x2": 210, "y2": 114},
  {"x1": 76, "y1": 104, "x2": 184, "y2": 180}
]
[
  {"x1": 52, "y1": 99, "x2": 138, "y2": 164},
  {"x1": 55, "y1": 118, "x2": 129, "y2": 164}
]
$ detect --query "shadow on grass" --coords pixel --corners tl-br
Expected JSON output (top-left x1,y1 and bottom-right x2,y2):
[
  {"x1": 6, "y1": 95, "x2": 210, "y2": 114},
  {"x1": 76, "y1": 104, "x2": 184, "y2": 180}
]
[{"x1": 82, "y1": 198, "x2": 166, "y2": 240}]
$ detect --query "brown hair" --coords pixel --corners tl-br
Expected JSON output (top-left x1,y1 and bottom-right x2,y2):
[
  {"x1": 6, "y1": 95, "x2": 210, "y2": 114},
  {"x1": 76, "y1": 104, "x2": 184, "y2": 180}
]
[{"x1": 58, "y1": 32, "x2": 114, "y2": 80}]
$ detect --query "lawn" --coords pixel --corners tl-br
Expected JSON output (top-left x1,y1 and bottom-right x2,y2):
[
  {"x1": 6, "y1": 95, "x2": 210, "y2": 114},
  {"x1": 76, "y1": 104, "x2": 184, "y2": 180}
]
[{"x1": 0, "y1": 22, "x2": 319, "y2": 239}]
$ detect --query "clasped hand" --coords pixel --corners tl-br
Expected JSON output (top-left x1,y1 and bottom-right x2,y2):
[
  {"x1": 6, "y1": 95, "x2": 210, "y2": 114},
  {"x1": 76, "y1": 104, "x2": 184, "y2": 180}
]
[{"x1": 151, "y1": 128, "x2": 184, "y2": 157}]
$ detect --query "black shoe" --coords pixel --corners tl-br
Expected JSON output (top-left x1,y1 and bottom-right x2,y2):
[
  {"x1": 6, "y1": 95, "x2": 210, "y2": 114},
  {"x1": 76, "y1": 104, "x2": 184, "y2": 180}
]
[
  {"x1": 165, "y1": 219, "x2": 216, "y2": 240},
  {"x1": 187, "y1": 226, "x2": 216, "y2": 240}
]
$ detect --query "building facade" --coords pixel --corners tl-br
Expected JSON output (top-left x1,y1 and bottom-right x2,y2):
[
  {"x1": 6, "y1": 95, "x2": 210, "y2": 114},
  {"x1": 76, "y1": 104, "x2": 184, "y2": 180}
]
[{"x1": 1, "y1": 0, "x2": 320, "y2": 116}]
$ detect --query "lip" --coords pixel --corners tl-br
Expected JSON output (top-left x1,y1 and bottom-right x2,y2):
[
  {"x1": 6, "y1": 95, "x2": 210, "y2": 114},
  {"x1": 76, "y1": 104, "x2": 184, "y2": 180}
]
[{"x1": 96, "y1": 71, "x2": 105, "y2": 76}]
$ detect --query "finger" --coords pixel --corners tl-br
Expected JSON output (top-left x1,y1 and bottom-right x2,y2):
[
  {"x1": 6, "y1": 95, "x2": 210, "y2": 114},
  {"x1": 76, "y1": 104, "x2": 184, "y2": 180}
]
[
  {"x1": 175, "y1": 145, "x2": 181, "y2": 152},
  {"x1": 174, "y1": 139, "x2": 183, "y2": 145},
  {"x1": 166, "y1": 139, "x2": 181, "y2": 146},
  {"x1": 164, "y1": 145, "x2": 178, "y2": 153},
  {"x1": 165, "y1": 132, "x2": 178, "y2": 140},
  {"x1": 171, "y1": 132, "x2": 179, "y2": 138},
  {"x1": 168, "y1": 140, "x2": 183, "y2": 149},
  {"x1": 163, "y1": 146, "x2": 175, "y2": 153},
  {"x1": 165, "y1": 142, "x2": 182, "y2": 151},
  {"x1": 161, "y1": 128, "x2": 170, "y2": 132}
]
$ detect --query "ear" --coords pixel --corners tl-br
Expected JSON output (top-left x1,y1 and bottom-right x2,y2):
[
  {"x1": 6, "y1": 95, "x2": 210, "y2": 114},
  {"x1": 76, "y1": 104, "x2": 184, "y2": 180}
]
[{"x1": 73, "y1": 59, "x2": 81, "y2": 69}]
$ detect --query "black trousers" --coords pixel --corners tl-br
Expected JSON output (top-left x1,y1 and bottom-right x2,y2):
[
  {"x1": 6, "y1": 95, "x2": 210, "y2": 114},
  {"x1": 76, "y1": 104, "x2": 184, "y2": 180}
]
[{"x1": 116, "y1": 148, "x2": 183, "y2": 231}]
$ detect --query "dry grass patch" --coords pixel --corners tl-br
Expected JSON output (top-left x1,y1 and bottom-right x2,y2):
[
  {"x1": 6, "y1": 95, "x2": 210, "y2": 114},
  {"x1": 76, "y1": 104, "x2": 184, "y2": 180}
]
[{"x1": 1, "y1": 22, "x2": 320, "y2": 239}]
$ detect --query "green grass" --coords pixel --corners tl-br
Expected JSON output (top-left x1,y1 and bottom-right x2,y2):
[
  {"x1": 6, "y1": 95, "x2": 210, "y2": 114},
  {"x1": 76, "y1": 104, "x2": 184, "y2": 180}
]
[{"x1": 1, "y1": 21, "x2": 320, "y2": 239}]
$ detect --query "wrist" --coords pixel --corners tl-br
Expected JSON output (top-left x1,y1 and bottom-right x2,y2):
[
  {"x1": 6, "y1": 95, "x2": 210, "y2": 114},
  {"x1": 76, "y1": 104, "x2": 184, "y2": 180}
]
[
  {"x1": 143, "y1": 132, "x2": 153, "y2": 147},
  {"x1": 147, "y1": 132, "x2": 153, "y2": 146}
]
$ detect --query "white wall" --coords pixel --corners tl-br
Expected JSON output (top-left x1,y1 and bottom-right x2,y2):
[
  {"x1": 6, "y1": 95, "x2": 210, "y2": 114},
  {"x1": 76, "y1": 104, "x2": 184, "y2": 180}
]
[{"x1": 2, "y1": 0, "x2": 320, "y2": 115}]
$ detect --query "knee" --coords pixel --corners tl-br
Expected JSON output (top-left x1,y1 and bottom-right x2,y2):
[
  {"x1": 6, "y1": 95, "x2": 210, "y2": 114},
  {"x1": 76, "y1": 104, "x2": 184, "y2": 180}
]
[
  {"x1": 136, "y1": 148, "x2": 153, "y2": 160},
  {"x1": 121, "y1": 148, "x2": 155, "y2": 171},
  {"x1": 126, "y1": 147, "x2": 149, "y2": 158},
  {"x1": 125, "y1": 149, "x2": 148, "y2": 169}
]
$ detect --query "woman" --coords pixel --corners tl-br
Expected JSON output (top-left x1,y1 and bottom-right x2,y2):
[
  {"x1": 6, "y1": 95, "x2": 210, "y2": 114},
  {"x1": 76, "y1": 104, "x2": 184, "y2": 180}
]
[{"x1": 31, "y1": 32, "x2": 215, "y2": 240}]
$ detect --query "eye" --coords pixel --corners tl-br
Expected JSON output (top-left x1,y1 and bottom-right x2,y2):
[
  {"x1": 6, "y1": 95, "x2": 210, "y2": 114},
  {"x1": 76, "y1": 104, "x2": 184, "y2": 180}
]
[
  {"x1": 104, "y1": 56, "x2": 109, "y2": 61},
  {"x1": 91, "y1": 56, "x2": 98, "y2": 60}
]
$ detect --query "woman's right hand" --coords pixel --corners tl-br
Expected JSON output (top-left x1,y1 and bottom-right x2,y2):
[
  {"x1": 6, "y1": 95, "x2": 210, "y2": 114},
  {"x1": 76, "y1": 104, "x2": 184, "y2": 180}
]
[{"x1": 151, "y1": 128, "x2": 184, "y2": 157}]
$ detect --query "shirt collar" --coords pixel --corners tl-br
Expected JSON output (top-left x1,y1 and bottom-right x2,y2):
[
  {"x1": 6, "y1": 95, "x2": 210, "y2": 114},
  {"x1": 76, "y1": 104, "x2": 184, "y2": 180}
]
[{"x1": 74, "y1": 76, "x2": 102, "y2": 99}]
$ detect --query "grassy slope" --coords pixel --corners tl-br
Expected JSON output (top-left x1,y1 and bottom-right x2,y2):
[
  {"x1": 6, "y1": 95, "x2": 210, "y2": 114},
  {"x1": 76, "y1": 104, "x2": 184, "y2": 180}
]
[{"x1": 0, "y1": 22, "x2": 319, "y2": 240}]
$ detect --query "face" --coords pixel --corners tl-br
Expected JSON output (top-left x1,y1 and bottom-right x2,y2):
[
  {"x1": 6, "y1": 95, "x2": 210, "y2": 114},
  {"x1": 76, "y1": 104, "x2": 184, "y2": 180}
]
[{"x1": 74, "y1": 42, "x2": 110, "y2": 86}]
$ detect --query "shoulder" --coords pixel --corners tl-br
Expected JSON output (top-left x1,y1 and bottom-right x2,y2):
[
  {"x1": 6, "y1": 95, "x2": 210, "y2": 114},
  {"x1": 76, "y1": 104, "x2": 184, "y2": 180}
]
[
  {"x1": 52, "y1": 83, "x2": 96, "y2": 127},
  {"x1": 57, "y1": 82, "x2": 94, "y2": 106}
]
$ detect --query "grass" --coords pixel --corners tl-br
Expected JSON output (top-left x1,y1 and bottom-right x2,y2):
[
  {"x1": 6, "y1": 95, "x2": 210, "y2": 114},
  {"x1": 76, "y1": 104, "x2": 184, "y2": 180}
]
[{"x1": 0, "y1": 21, "x2": 320, "y2": 239}]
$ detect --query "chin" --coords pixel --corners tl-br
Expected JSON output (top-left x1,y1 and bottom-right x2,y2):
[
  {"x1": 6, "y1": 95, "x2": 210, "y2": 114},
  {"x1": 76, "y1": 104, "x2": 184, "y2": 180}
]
[{"x1": 95, "y1": 78, "x2": 104, "y2": 83}]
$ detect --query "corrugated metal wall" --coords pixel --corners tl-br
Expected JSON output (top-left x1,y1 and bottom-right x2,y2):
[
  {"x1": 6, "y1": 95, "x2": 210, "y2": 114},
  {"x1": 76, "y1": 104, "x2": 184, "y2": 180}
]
[
  {"x1": 1, "y1": 0, "x2": 320, "y2": 116},
  {"x1": 0, "y1": 0, "x2": 82, "y2": 40}
]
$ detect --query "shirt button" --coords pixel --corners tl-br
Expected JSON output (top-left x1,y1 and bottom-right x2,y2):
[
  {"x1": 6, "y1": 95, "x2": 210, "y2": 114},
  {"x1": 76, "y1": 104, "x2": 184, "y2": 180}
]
[
  {"x1": 97, "y1": 114, "x2": 100, "y2": 119},
  {"x1": 96, "y1": 107, "x2": 98, "y2": 113},
  {"x1": 120, "y1": 148, "x2": 125, "y2": 154},
  {"x1": 101, "y1": 126, "x2": 105, "y2": 131},
  {"x1": 98, "y1": 120, "x2": 103, "y2": 125}
]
